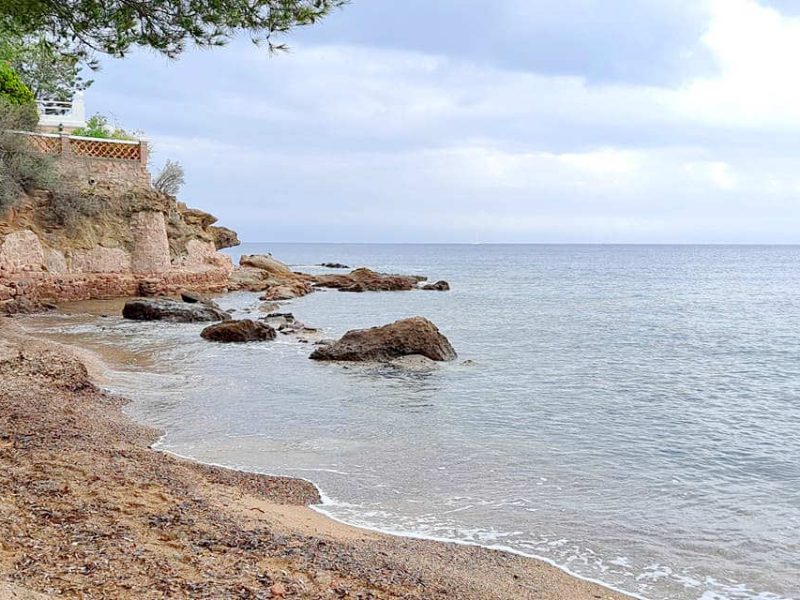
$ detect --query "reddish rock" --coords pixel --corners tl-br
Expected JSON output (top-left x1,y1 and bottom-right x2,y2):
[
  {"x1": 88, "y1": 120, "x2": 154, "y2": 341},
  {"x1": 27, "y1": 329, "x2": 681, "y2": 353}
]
[
  {"x1": 200, "y1": 319, "x2": 276, "y2": 343},
  {"x1": 309, "y1": 317, "x2": 457, "y2": 362},
  {"x1": 260, "y1": 281, "x2": 313, "y2": 301},
  {"x1": 314, "y1": 268, "x2": 424, "y2": 293}
]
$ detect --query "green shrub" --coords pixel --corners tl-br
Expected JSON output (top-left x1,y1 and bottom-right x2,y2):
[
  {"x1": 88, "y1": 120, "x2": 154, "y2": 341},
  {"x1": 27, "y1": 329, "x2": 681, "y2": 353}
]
[
  {"x1": 45, "y1": 186, "x2": 101, "y2": 230},
  {"x1": 0, "y1": 61, "x2": 35, "y2": 105},
  {"x1": 0, "y1": 100, "x2": 54, "y2": 214},
  {"x1": 72, "y1": 113, "x2": 137, "y2": 140}
]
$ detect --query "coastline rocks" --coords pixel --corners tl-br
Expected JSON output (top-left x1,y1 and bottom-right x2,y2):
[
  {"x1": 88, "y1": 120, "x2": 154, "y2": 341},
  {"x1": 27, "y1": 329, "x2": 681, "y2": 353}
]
[
  {"x1": 229, "y1": 254, "x2": 316, "y2": 298},
  {"x1": 122, "y1": 298, "x2": 230, "y2": 323},
  {"x1": 422, "y1": 280, "x2": 450, "y2": 291},
  {"x1": 200, "y1": 319, "x2": 276, "y2": 343},
  {"x1": 179, "y1": 290, "x2": 220, "y2": 309},
  {"x1": 314, "y1": 268, "x2": 424, "y2": 293},
  {"x1": 309, "y1": 317, "x2": 457, "y2": 362},
  {"x1": 258, "y1": 301, "x2": 281, "y2": 313},
  {"x1": 260, "y1": 281, "x2": 314, "y2": 301},
  {"x1": 209, "y1": 225, "x2": 240, "y2": 250},
  {"x1": 319, "y1": 262, "x2": 350, "y2": 269},
  {"x1": 239, "y1": 254, "x2": 292, "y2": 275}
]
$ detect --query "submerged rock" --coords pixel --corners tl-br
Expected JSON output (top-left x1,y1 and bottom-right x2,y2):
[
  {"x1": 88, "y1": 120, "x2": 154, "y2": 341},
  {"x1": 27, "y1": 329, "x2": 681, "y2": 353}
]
[
  {"x1": 122, "y1": 298, "x2": 230, "y2": 323},
  {"x1": 422, "y1": 280, "x2": 450, "y2": 291},
  {"x1": 200, "y1": 319, "x2": 276, "y2": 343},
  {"x1": 309, "y1": 317, "x2": 456, "y2": 362}
]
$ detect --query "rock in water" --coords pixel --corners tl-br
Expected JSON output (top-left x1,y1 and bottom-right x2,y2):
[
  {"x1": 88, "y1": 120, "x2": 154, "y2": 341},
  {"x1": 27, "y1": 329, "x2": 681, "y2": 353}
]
[
  {"x1": 422, "y1": 280, "x2": 450, "y2": 291},
  {"x1": 201, "y1": 319, "x2": 276, "y2": 343},
  {"x1": 122, "y1": 298, "x2": 230, "y2": 323},
  {"x1": 319, "y1": 262, "x2": 350, "y2": 269},
  {"x1": 314, "y1": 268, "x2": 423, "y2": 292},
  {"x1": 239, "y1": 254, "x2": 293, "y2": 275},
  {"x1": 309, "y1": 317, "x2": 457, "y2": 362},
  {"x1": 179, "y1": 291, "x2": 221, "y2": 309},
  {"x1": 260, "y1": 281, "x2": 313, "y2": 301}
]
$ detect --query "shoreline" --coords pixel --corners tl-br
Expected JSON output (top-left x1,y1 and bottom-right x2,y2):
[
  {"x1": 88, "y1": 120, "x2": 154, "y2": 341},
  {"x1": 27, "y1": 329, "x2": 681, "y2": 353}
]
[{"x1": 2, "y1": 314, "x2": 635, "y2": 600}]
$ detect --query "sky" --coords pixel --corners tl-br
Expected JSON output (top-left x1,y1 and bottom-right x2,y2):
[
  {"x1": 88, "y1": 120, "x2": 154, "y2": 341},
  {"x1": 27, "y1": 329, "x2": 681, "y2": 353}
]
[{"x1": 88, "y1": 0, "x2": 800, "y2": 243}]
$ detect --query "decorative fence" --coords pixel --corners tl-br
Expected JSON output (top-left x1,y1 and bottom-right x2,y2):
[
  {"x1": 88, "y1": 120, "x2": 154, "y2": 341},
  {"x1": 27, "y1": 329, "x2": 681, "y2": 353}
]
[{"x1": 17, "y1": 131, "x2": 148, "y2": 164}]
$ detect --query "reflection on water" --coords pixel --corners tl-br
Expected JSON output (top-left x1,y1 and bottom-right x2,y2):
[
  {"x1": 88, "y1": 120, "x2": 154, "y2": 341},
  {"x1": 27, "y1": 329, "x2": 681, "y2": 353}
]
[{"x1": 19, "y1": 243, "x2": 800, "y2": 600}]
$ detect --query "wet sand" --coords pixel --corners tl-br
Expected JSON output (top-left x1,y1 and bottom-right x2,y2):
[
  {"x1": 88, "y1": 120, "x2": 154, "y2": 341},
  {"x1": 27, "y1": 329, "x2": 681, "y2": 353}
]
[{"x1": 0, "y1": 317, "x2": 633, "y2": 599}]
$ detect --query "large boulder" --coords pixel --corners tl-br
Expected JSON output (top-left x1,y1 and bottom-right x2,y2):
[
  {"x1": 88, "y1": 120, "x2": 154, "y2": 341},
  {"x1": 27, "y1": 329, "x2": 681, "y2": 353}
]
[
  {"x1": 122, "y1": 298, "x2": 230, "y2": 323},
  {"x1": 201, "y1": 319, "x2": 276, "y2": 343},
  {"x1": 314, "y1": 268, "x2": 424, "y2": 293},
  {"x1": 239, "y1": 254, "x2": 293, "y2": 275},
  {"x1": 309, "y1": 317, "x2": 457, "y2": 362}
]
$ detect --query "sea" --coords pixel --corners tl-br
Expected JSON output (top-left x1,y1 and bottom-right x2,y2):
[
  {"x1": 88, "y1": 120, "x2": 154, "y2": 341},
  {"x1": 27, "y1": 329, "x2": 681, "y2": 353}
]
[{"x1": 22, "y1": 244, "x2": 800, "y2": 600}]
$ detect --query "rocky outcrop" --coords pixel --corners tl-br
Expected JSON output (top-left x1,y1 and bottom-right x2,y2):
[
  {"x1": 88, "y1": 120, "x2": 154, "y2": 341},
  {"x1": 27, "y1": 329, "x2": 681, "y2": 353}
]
[
  {"x1": 200, "y1": 319, "x2": 276, "y2": 342},
  {"x1": 422, "y1": 280, "x2": 450, "y2": 291},
  {"x1": 309, "y1": 317, "x2": 457, "y2": 362},
  {"x1": 229, "y1": 254, "x2": 315, "y2": 300},
  {"x1": 209, "y1": 226, "x2": 240, "y2": 250},
  {"x1": 240, "y1": 254, "x2": 293, "y2": 275},
  {"x1": 314, "y1": 268, "x2": 425, "y2": 293},
  {"x1": 0, "y1": 182, "x2": 238, "y2": 312},
  {"x1": 122, "y1": 298, "x2": 230, "y2": 323}
]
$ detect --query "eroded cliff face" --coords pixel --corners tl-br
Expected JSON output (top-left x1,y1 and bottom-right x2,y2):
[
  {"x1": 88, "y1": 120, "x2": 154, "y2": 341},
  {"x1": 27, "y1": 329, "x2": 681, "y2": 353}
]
[{"x1": 0, "y1": 183, "x2": 240, "y2": 313}]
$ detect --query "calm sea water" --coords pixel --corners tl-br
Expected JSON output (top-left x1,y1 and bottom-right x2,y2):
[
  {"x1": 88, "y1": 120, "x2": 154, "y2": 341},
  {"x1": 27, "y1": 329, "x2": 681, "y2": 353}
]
[{"x1": 24, "y1": 244, "x2": 800, "y2": 600}]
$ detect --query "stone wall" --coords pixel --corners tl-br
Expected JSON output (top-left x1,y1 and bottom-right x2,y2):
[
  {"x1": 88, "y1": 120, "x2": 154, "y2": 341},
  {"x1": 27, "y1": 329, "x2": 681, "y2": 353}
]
[
  {"x1": 0, "y1": 270, "x2": 231, "y2": 311},
  {"x1": 56, "y1": 156, "x2": 150, "y2": 192}
]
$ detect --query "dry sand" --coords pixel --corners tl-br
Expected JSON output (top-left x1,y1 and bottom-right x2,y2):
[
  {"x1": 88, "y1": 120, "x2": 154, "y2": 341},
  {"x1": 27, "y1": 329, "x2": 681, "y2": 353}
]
[{"x1": 0, "y1": 318, "x2": 633, "y2": 599}]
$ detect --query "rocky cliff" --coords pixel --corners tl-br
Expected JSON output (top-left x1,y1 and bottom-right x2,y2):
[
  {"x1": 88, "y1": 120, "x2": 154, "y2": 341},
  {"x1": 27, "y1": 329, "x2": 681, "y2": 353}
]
[{"x1": 0, "y1": 162, "x2": 240, "y2": 312}]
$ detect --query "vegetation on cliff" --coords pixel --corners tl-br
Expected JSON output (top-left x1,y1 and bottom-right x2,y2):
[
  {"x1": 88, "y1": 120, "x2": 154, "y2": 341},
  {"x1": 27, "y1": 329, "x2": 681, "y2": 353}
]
[{"x1": 0, "y1": 101, "x2": 52, "y2": 212}]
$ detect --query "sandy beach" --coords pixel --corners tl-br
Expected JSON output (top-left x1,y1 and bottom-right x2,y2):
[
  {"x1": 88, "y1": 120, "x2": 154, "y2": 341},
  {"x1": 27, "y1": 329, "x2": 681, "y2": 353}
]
[{"x1": 0, "y1": 317, "x2": 633, "y2": 599}]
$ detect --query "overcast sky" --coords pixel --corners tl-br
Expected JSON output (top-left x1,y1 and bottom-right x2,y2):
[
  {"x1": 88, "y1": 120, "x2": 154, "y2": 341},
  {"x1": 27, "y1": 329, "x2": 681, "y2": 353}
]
[{"x1": 89, "y1": 0, "x2": 800, "y2": 243}]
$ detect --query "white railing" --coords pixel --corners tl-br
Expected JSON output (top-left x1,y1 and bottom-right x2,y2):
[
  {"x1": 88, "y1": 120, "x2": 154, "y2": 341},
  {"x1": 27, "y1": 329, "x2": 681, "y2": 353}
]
[{"x1": 36, "y1": 91, "x2": 86, "y2": 129}]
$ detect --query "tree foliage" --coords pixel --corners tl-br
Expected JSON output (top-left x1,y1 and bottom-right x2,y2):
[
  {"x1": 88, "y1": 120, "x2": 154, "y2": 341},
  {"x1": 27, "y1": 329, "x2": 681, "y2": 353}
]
[
  {"x1": 0, "y1": 61, "x2": 35, "y2": 105},
  {"x1": 0, "y1": 0, "x2": 348, "y2": 60},
  {"x1": 72, "y1": 114, "x2": 138, "y2": 140},
  {"x1": 0, "y1": 34, "x2": 92, "y2": 100}
]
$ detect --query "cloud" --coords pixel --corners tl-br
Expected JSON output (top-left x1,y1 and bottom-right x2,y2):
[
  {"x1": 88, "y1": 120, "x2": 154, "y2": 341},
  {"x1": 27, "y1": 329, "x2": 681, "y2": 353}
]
[{"x1": 87, "y1": 0, "x2": 800, "y2": 243}]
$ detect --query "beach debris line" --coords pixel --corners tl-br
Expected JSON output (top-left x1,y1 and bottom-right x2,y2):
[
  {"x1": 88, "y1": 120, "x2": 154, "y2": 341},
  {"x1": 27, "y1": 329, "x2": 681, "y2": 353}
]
[
  {"x1": 200, "y1": 319, "x2": 276, "y2": 342},
  {"x1": 309, "y1": 317, "x2": 457, "y2": 362},
  {"x1": 122, "y1": 297, "x2": 230, "y2": 323}
]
